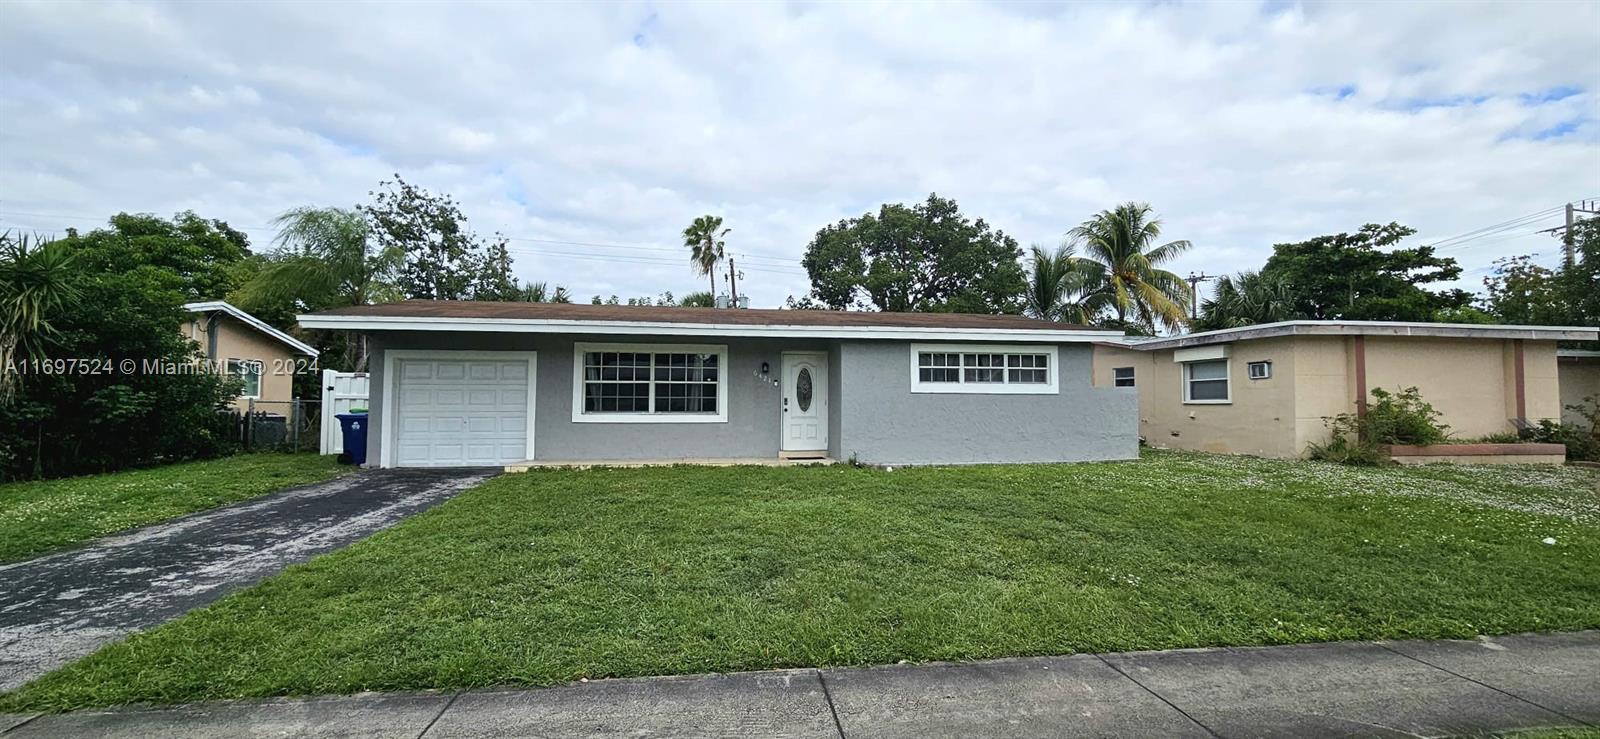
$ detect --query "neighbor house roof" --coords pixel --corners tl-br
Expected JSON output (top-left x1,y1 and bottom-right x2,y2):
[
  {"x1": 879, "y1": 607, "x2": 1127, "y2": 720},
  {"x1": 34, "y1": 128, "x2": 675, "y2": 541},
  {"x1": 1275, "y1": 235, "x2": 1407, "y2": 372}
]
[
  {"x1": 185, "y1": 300, "x2": 320, "y2": 356},
  {"x1": 296, "y1": 300, "x2": 1117, "y2": 342},
  {"x1": 1559, "y1": 349, "x2": 1600, "y2": 359},
  {"x1": 1114, "y1": 320, "x2": 1600, "y2": 352}
]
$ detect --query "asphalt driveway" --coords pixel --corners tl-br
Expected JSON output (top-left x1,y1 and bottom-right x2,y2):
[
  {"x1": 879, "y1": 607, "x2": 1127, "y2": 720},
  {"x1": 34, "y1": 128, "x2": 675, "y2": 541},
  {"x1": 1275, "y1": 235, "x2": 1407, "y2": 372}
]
[{"x1": 0, "y1": 468, "x2": 494, "y2": 692}]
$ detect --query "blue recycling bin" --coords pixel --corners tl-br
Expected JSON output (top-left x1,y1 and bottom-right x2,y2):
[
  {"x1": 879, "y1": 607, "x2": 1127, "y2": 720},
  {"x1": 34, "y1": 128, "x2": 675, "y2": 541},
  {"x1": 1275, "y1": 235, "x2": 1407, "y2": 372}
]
[{"x1": 335, "y1": 412, "x2": 370, "y2": 465}]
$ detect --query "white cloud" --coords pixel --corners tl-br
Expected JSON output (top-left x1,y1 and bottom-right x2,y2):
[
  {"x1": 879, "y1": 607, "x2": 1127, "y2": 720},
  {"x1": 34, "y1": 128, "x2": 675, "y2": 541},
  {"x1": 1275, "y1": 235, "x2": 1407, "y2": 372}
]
[{"x1": 1, "y1": 0, "x2": 1596, "y2": 308}]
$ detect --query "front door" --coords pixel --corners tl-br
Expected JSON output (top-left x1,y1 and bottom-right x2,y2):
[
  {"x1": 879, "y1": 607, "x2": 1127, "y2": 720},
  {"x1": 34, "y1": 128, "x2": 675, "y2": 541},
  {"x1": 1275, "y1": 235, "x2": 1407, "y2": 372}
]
[{"x1": 781, "y1": 352, "x2": 828, "y2": 454}]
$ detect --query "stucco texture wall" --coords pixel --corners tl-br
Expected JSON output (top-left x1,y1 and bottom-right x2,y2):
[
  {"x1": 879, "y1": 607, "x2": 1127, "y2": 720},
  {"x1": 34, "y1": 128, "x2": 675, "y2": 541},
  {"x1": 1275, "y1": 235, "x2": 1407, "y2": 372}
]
[
  {"x1": 366, "y1": 331, "x2": 819, "y2": 464},
  {"x1": 1094, "y1": 335, "x2": 1563, "y2": 459},
  {"x1": 1559, "y1": 358, "x2": 1600, "y2": 426},
  {"x1": 836, "y1": 341, "x2": 1137, "y2": 465},
  {"x1": 189, "y1": 315, "x2": 297, "y2": 410}
]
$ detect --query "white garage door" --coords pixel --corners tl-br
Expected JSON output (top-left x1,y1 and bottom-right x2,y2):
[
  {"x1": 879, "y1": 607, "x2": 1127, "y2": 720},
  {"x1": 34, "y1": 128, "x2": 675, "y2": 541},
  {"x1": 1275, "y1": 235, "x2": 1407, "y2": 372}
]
[{"x1": 394, "y1": 356, "x2": 532, "y2": 467}]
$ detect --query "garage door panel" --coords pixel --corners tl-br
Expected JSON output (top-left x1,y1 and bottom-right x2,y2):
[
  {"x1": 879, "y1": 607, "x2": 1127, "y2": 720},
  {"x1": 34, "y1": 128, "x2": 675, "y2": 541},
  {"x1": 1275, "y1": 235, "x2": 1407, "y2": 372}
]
[{"x1": 394, "y1": 356, "x2": 532, "y2": 468}]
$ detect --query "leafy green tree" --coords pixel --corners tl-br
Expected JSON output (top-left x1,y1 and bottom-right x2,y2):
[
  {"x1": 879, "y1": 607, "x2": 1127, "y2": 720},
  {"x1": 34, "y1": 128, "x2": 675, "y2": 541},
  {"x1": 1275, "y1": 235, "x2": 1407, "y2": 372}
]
[
  {"x1": 1193, "y1": 270, "x2": 1299, "y2": 331},
  {"x1": 1260, "y1": 222, "x2": 1471, "y2": 321},
  {"x1": 801, "y1": 194, "x2": 1026, "y2": 313},
  {"x1": 1068, "y1": 203, "x2": 1191, "y2": 332},
  {"x1": 680, "y1": 291, "x2": 715, "y2": 307},
  {"x1": 515, "y1": 282, "x2": 572, "y2": 303},
  {"x1": 683, "y1": 215, "x2": 729, "y2": 297},
  {"x1": 0, "y1": 233, "x2": 78, "y2": 404},
  {"x1": 1481, "y1": 255, "x2": 1564, "y2": 325},
  {"x1": 1024, "y1": 244, "x2": 1098, "y2": 323},
  {"x1": 360, "y1": 175, "x2": 514, "y2": 300},
  {"x1": 0, "y1": 214, "x2": 243, "y2": 479},
  {"x1": 234, "y1": 207, "x2": 403, "y2": 371}
]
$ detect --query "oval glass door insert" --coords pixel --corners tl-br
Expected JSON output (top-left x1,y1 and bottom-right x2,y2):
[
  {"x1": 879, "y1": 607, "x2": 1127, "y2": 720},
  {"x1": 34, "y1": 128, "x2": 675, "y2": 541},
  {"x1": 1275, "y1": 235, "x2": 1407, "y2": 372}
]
[{"x1": 796, "y1": 368, "x2": 813, "y2": 412}]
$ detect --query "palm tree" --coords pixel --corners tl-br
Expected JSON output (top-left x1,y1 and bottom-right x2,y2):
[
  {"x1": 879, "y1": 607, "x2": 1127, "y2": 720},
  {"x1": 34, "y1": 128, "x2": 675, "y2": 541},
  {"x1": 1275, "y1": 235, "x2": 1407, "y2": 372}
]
[
  {"x1": 1025, "y1": 243, "x2": 1101, "y2": 323},
  {"x1": 1069, "y1": 203, "x2": 1192, "y2": 332},
  {"x1": 516, "y1": 281, "x2": 572, "y2": 303},
  {"x1": 236, "y1": 207, "x2": 402, "y2": 370},
  {"x1": 1194, "y1": 270, "x2": 1299, "y2": 331},
  {"x1": 683, "y1": 215, "x2": 729, "y2": 297},
  {"x1": 679, "y1": 290, "x2": 715, "y2": 308},
  {"x1": 0, "y1": 232, "x2": 77, "y2": 404}
]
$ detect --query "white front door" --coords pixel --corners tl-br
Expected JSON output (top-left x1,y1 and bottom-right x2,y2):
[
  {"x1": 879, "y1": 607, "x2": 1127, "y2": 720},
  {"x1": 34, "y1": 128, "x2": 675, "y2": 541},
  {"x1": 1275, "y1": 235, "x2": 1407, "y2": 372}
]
[{"x1": 781, "y1": 352, "x2": 828, "y2": 453}]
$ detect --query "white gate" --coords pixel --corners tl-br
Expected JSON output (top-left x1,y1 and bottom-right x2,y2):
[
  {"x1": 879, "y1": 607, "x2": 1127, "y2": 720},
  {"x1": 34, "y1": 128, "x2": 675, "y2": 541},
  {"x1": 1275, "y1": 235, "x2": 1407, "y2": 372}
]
[{"x1": 320, "y1": 369, "x2": 370, "y2": 454}]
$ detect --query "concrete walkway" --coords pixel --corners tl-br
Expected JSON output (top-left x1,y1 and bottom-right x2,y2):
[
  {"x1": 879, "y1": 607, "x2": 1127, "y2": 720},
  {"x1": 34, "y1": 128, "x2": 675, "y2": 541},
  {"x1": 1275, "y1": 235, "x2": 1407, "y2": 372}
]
[
  {"x1": 2, "y1": 631, "x2": 1594, "y2": 738},
  {"x1": 0, "y1": 468, "x2": 493, "y2": 692}
]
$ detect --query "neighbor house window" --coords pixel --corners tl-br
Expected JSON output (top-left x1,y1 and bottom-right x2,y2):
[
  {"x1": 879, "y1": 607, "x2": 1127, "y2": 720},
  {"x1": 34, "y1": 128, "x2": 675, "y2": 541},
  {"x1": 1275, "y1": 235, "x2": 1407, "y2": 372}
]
[
  {"x1": 1183, "y1": 359, "x2": 1230, "y2": 403},
  {"x1": 1247, "y1": 361, "x2": 1272, "y2": 380},
  {"x1": 910, "y1": 345, "x2": 1058, "y2": 394},
  {"x1": 1113, "y1": 367, "x2": 1136, "y2": 387},
  {"x1": 227, "y1": 359, "x2": 262, "y2": 399},
  {"x1": 571, "y1": 343, "x2": 728, "y2": 423}
]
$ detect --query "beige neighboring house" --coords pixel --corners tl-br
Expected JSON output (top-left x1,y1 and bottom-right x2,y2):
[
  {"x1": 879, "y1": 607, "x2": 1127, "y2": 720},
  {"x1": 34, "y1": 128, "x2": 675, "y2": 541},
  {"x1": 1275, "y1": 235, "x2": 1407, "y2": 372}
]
[
  {"x1": 1092, "y1": 321, "x2": 1600, "y2": 458},
  {"x1": 183, "y1": 301, "x2": 319, "y2": 411},
  {"x1": 1557, "y1": 349, "x2": 1600, "y2": 426}
]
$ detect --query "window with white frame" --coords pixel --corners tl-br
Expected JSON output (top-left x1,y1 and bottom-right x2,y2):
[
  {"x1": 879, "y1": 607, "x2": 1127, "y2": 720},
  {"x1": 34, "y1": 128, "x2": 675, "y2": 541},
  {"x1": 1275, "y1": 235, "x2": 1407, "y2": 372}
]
[
  {"x1": 1247, "y1": 361, "x2": 1272, "y2": 380},
  {"x1": 572, "y1": 343, "x2": 728, "y2": 422},
  {"x1": 1183, "y1": 359, "x2": 1230, "y2": 403},
  {"x1": 910, "y1": 345, "x2": 1058, "y2": 394},
  {"x1": 227, "y1": 359, "x2": 262, "y2": 398},
  {"x1": 1113, "y1": 366, "x2": 1136, "y2": 387}
]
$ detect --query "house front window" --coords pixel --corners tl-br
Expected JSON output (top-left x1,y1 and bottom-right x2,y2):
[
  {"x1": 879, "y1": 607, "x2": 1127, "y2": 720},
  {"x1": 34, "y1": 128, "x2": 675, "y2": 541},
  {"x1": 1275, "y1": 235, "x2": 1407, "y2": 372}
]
[
  {"x1": 1183, "y1": 359, "x2": 1230, "y2": 403},
  {"x1": 910, "y1": 345, "x2": 1059, "y2": 394},
  {"x1": 572, "y1": 343, "x2": 728, "y2": 423},
  {"x1": 227, "y1": 359, "x2": 262, "y2": 399}
]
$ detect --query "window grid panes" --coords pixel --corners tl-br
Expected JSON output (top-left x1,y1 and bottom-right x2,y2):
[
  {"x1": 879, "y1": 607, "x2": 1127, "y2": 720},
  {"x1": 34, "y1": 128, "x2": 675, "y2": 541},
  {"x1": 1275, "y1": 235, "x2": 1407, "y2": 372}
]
[
  {"x1": 1185, "y1": 359, "x2": 1229, "y2": 402},
  {"x1": 918, "y1": 351, "x2": 1049, "y2": 385},
  {"x1": 584, "y1": 351, "x2": 719, "y2": 414},
  {"x1": 1113, "y1": 366, "x2": 1136, "y2": 388}
]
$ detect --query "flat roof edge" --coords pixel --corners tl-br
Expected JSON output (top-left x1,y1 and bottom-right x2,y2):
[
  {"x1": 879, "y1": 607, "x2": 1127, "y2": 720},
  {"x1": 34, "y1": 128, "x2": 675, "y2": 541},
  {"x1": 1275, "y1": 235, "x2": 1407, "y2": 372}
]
[
  {"x1": 1121, "y1": 321, "x2": 1599, "y2": 351},
  {"x1": 293, "y1": 314, "x2": 1113, "y2": 342}
]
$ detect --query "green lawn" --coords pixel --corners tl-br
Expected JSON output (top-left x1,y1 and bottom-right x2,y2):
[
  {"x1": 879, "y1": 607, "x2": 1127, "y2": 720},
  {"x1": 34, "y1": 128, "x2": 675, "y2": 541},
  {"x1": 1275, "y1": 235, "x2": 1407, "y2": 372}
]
[
  {"x1": 4, "y1": 451, "x2": 1598, "y2": 711},
  {"x1": 0, "y1": 453, "x2": 350, "y2": 563}
]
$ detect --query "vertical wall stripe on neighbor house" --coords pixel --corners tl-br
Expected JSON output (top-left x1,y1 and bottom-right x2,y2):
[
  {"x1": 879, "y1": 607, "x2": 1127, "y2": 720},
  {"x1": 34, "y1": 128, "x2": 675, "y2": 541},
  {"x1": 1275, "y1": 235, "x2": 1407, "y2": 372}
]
[
  {"x1": 1353, "y1": 336, "x2": 1368, "y2": 418},
  {"x1": 1513, "y1": 339, "x2": 1526, "y2": 421}
]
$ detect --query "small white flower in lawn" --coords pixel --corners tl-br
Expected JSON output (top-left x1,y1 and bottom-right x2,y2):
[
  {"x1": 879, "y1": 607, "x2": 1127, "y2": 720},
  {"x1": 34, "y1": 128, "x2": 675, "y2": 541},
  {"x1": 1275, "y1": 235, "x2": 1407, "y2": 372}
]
[
  {"x1": 1542, "y1": 537, "x2": 1557, "y2": 545},
  {"x1": 885, "y1": 466, "x2": 894, "y2": 472}
]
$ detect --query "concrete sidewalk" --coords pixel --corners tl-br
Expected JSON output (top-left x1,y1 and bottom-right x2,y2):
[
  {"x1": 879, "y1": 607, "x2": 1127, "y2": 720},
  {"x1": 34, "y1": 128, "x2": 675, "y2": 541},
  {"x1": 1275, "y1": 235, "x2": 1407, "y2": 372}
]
[{"x1": 2, "y1": 631, "x2": 1595, "y2": 738}]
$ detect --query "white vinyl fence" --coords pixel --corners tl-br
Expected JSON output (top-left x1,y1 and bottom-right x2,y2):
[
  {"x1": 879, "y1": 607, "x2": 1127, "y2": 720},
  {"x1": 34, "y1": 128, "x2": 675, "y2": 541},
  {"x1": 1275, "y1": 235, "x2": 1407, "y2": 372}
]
[{"x1": 319, "y1": 369, "x2": 370, "y2": 454}]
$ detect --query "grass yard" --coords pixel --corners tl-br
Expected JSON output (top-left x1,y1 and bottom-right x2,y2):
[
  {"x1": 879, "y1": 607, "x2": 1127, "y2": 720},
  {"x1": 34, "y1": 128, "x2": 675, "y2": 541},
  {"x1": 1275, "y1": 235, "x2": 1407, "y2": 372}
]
[
  {"x1": 0, "y1": 453, "x2": 350, "y2": 563},
  {"x1": 3, "y1": 450, "x2": 1598, "y2": 711}
]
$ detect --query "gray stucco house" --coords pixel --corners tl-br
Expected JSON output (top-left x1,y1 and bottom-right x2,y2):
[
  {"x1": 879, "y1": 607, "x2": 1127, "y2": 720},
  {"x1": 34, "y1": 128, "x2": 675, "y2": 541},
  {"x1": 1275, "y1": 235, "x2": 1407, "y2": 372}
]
[{"x1": 297, "y1": 301, "x2": 1137, "y2": 468}]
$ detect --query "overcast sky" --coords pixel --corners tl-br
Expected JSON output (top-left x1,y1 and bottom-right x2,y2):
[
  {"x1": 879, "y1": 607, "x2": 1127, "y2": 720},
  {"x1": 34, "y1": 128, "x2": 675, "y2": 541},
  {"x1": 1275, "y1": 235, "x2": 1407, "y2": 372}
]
[{"x1": 2, "y1": 1, "x2": 1598, "y2": 309}]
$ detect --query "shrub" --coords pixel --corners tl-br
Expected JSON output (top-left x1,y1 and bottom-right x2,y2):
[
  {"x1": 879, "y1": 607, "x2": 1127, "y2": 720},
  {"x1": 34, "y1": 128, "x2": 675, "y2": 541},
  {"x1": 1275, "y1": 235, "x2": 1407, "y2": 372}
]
[
  {"x1": 1307, "y1": 386, "x2": 1451, "y2": 465},
  {"x1": 1520, "y1": 394, "x2": 1600, "y2": 462}
]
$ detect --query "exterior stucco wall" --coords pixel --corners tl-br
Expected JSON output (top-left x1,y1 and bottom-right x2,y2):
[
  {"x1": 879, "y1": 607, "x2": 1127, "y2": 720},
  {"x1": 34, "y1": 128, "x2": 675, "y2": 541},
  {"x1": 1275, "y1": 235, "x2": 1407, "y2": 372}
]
[
  {"x1": 837, "y1": 341, "x2": 1137, "y2": 465},
  {"x1": 1362, "y1": 337, "x2": 1558, "y2": 439},
  {"x1": 1093, "y1": 338, "x2": 1301, "y2": 457},
  {"x1": 1558, "y1": 358, "x2": 1600, "y2": 426},
  {"x1": 366, "y1": 331, "x2": 820, "y2": 464},
  {"x1": 187, "y1": 314, "x2": 297, "y2": 409}
]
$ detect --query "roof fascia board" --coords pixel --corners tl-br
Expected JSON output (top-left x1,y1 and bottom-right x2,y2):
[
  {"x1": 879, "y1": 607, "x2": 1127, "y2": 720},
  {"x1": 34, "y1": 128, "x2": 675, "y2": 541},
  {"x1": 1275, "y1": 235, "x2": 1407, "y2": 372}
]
[
  {"x1": 187, "y1": 301, "x2": 320, "y2": 356},
  {"x1": 293, "y1": 314, "x2": 1114, "y2": 343},
  {"x1": 1125, "y1": 321, "x2": 1599, "y2": 351}
]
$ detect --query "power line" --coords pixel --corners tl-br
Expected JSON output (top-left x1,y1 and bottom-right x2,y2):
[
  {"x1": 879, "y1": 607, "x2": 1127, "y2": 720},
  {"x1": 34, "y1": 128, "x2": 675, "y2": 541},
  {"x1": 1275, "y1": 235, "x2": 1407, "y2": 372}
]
[{"x1": 1428, "y1": 207, "x2": 1564, "y2": 250}]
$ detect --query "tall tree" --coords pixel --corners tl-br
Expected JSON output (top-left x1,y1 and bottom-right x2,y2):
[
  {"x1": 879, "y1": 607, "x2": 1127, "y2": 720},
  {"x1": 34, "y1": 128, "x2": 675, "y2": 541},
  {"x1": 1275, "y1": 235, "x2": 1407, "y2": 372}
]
[
  {"x1": 515, "y1": 282, "x2": 572, "y2": 303},
  {"x1": 1069, "y1": 202, "x2": 1191, "y2": 332},
  {"x1": 1024, "y1": 243, "x2": 1099, "y2": 323},
  {"x1": 1259, "y1": 222, "x2": 1470, "y2": 321},
  {"x1": 1482, "y1": 216, "x2": 1599, "y2": 335},
  {"x1": 234, "y1": 207, "x2": 403, "y2": 371},
  {"x1": 683, "y1": 215, "x2": 728, "y2": 297},
  {"x1": 359, "y1": 175, "x2": 514, "y2": 300},
  {"x1": 0, "y1": 233, "x2": 77, "y2": 404},
  {"x1": 801, "y1": 193, "x2": 1026, "y2": 313},
  {"x1": 1193, "y1": 270, "x2": 1300, "y2": 331}
]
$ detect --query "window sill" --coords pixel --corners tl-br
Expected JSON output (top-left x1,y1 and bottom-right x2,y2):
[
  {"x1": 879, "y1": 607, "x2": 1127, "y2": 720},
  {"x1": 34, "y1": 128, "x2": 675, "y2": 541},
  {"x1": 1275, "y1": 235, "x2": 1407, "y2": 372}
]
[
  {"x1": 911, "y1": 384, "x2": 1057, "y2": 395},
  {"x1": 1182, "y1": 400, "x2": 1232, "y2": 405},
  {"x1": 571, "y1": 413, "x2": 728, "y2": 424}
]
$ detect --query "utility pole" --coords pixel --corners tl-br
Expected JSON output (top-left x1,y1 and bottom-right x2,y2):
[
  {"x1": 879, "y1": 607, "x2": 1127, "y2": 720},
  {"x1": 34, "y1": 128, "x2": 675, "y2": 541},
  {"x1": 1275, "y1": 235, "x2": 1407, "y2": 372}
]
[
  {"x1": 727, "y1": 256, "x2": 738, "y2": 308},
  {"x1": 1547, "y1": 200, "x2": 1600, "y2": 268},
  {"x1": 1184, "y1": 272, "x2": 1215, "y2": 320}
]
